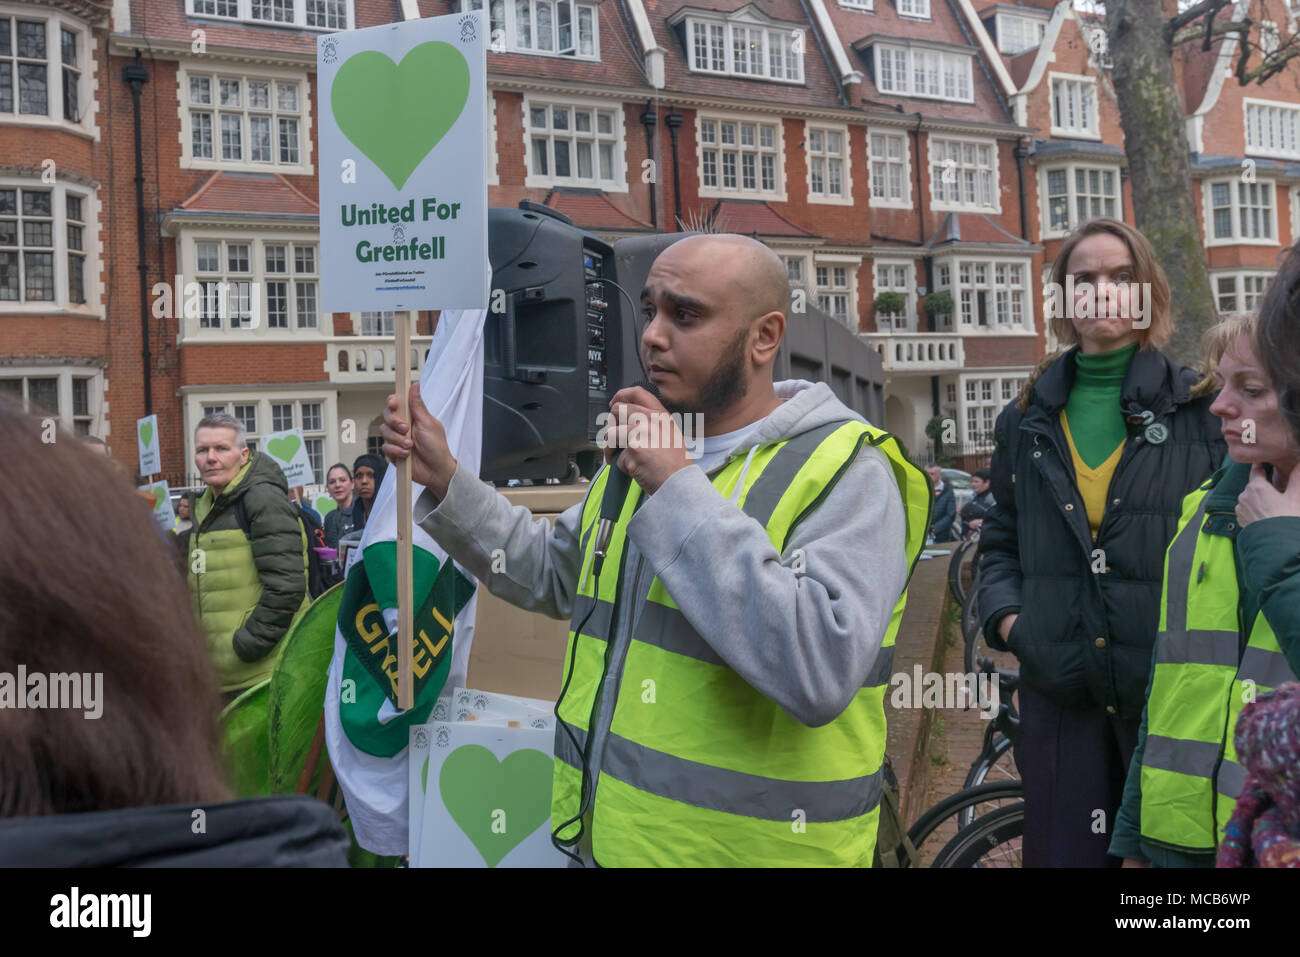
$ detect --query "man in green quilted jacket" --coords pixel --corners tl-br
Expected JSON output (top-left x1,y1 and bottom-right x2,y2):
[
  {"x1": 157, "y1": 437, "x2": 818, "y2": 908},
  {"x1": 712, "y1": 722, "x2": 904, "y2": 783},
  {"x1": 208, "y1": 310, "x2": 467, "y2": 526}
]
[{"x1": 187, "y1": 413, "x2": 309, "y2": 698}]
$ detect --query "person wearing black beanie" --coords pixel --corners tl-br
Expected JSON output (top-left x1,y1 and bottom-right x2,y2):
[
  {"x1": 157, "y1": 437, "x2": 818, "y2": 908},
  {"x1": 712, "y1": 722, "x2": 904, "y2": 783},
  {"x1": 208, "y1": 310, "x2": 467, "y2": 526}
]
[{"x1": 349, "y1": 453, "x2": 387, "y2": 531}]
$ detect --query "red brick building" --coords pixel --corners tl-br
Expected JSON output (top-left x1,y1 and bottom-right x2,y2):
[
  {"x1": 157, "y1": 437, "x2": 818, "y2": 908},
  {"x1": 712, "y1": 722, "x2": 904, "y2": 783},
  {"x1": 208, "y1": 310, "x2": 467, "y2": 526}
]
[{"x1": 3, "y1": 0, "x2": 1297, "y2": 482}]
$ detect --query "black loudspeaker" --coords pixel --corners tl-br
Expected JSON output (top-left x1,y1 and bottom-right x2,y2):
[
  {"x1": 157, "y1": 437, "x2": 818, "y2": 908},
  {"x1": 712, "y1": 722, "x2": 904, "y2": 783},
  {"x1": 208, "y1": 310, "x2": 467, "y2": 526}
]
[{"x1": 480, "y1": 203, "x2": 626, "y2": 483}]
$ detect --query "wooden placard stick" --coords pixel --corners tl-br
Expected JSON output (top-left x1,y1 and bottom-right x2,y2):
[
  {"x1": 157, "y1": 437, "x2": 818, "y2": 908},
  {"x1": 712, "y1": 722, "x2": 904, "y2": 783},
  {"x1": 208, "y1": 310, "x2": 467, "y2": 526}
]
[{"x1": 395, "y1": 310, "x2": 415, "y2": 711}]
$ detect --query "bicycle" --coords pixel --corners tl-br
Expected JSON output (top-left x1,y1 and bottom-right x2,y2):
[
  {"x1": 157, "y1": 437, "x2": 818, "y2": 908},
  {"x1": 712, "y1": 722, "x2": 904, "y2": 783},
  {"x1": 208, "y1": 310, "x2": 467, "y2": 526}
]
[
  {"x1": 962, "y1": 657, "x2": 1020, "y2": 790},
  {"x1": 946, "y1": 530, "x2": 980, "y2": 609}
]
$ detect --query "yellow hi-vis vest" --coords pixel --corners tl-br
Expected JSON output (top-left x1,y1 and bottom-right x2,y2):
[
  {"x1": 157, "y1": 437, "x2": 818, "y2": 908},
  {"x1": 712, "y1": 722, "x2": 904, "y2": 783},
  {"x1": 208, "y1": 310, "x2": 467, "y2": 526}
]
[
  {"x1": 550, "y1": 419, "x2": 931, "y2": 866},
  {"x1": 1139, "y1": 479, "x2": 1298, "y2": 853}
]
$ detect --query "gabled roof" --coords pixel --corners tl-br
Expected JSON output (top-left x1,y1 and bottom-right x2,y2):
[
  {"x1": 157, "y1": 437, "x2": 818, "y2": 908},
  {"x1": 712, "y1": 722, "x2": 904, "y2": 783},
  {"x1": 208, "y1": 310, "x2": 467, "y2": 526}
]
[
  {"x1": 178, "y1": 171, "x2": 320, "y2": 217},
  {"x1": 543, "y1": 189, "x2": 654, "y2": 231},
  {"x1": 706, "y1": 199, "x2": 814, "y2": 237},
  {"x1": 924, "y1": 212, "x2": 1034, "y2": 248}
]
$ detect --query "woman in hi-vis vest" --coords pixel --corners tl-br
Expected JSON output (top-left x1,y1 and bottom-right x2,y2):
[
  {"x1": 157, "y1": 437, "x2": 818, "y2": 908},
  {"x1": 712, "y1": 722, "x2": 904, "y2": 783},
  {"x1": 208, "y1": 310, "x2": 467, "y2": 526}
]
[
  {"x1": 1111, "y1": 247, "x2": 1300, "y2": 868},
  {"x1": 976, "y1": 219, "x2": 1225, "y2": 867}
]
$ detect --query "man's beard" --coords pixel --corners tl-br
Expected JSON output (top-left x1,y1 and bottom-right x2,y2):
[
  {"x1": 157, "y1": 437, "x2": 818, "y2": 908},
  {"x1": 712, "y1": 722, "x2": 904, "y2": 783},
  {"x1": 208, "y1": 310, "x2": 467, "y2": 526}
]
[{"x1": 646, "y1": 325, "x2": 750, "y2": 417}]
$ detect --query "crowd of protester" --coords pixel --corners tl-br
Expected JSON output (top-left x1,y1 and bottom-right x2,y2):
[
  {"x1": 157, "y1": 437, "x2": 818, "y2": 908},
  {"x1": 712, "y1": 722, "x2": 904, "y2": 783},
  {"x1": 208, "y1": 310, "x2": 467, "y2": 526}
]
[{"x1": 1, "y1": 219, "x2": 1297, "y2": 869}]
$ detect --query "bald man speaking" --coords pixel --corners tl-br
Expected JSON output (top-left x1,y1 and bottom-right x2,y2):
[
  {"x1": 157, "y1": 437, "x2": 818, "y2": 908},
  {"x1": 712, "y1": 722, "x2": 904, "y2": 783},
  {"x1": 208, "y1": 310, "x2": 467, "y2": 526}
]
[{"x1": 381, "y1": 234, "x2": 930, "y2": 867}]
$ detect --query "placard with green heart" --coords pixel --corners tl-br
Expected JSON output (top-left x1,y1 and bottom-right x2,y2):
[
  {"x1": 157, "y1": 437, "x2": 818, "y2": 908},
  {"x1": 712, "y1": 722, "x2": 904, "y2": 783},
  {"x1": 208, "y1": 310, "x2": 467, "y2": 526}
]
[
  {"x1": 331, "y1": 41, "x2": 471, "y2": 190},
  {"x1": 267, "y1": 434, "x2": 302, "y2": 463},
  {"x1": 139, "y1": 421, "x2": 153, "y2": 448},
  {"x1": 436, "y1": 743, "x2": 554, "y2": 868}
]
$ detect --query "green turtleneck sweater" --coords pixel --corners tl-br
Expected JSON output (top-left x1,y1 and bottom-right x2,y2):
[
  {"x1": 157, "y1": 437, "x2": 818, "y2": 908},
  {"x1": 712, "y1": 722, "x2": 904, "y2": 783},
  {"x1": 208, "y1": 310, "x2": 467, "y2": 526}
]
[{"x1": 1062, "y1": 342, "x2": 1138, "y2": 469}]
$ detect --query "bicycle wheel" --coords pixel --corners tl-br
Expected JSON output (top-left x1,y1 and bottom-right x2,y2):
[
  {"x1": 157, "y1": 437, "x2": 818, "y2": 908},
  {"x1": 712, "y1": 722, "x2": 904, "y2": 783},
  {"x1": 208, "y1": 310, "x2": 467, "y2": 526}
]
[
  {"x1": 901, "y1": 780, "x2": 1024, "y2": 867},
  {"x1": 962, "y1": 732, "x2": 1018, "y2": 790},
  {"x1": 961, "y1": 581, "x2": 983, "y2": 676},
  {"x1": 947, "y1": 537, "x2": 977, "y2": 607},
  {"x1": 931, "y1": 803, "x2": 1024, "y2": 868}
]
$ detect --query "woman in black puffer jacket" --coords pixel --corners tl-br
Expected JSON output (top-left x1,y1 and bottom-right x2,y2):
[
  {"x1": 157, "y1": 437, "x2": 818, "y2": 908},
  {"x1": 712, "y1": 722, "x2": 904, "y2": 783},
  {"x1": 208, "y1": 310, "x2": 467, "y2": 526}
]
[{"x1": 976, "y1": 220, "x2": 1226, "y2": 867}]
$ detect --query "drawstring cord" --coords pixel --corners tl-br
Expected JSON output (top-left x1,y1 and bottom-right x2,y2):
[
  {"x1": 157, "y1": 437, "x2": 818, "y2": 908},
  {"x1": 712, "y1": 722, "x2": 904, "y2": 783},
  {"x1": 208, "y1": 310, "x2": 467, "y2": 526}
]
[{"x1": 729, "y1": 445, "x2": 761, "y2": 506}]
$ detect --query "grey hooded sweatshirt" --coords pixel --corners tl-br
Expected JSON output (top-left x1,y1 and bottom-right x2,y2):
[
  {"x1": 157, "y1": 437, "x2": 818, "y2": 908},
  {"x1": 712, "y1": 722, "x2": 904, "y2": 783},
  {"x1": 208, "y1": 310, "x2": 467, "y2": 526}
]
[{"x1": 413, "y1": 379, "x2": 909, "y2": 857}]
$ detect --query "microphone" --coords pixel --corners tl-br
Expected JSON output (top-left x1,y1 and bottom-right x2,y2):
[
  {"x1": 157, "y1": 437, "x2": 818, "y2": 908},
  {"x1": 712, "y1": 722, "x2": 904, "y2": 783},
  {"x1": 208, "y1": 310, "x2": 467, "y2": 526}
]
[{"x1": 593, "y1": 380, "x2": 650, "y2": 576}]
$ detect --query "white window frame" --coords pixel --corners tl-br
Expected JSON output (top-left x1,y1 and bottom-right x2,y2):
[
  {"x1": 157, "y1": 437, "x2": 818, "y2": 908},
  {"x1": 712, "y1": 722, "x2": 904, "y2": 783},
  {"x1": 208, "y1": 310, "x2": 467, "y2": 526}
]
[
  {"x1": 1293, "y1": 187, "x2": 1300, "y2": 245},
  {"x1": 177, "y1": 63, "x2": 314, "y2": 175},
  {"x1": 1203, "y1": 177, "x2": 1279, "y2": 246},
  {"x1": 813, "y1": 254, "x2": 860, "y2": 330},
  {"x1": 186, "y1": 391, "x2": 337, "y2": 485},
  {"x1": 995, "y1": 12, "x2": 1047, "y2": 55},
  {"x1": 1244, "y1": 98, "x2": 1300, "y2": 159},
  {"x1": 928, "y1": 135, "x2": 1000, "y2": 213},
  {"x1": 936, "y1": 255, "x2": 1034, "y2": 334},
  {"x1": 696, "y1": 112, "x2": 786, "y2": 201},
  {"x1": 838, "y1": 0, "x2": 873, "y2": 10},
  {"x1": 522, "y1": 96, "x2": 627, "y2": 192},
  {"x1": 805, "y1": 123, "x2": 853, "y2": 206},
  {"x1": 872, "y1": 259, "x2": 916, "y2": 332},
  {"x1": 897, "y1": 0, "x2": 931, "y2": 20},
  {"x1": 0, "y1": 366, "x2": 104, "y2": 437},
  {"x1": 0, "y1": 6, "x2": 97, "y2": 139},
  {"x1": 179, "y1": 231, "x2": 327, "y2": 343},
  {"x1": 1049, "y1": 73, "x2": 1100, "y2": 139},
  {"x1": 874, "y1": 42, "x2": 973, "y2": 103},
  {"x1": 463, "y1": 0, "x2": 600, "y2": 61},
  {"x1": 781, "y1": 253, "x2": 811, "y2": 291},
  {"x1": 0, "y1": 175, "x2": 101, "y2": 316},
  {"x1": 185, "y1": 0, "x2": 354, "y2": 31},
  {"x1": 1039, "y1": 163, "x2": 1122, "y2": 238},
  {"x1": 868, "y1": 128, "x2": 912, "y2": 209},
  {"x1": 1212, "y1": 270, "x2": 1274, "y2": 313},
  {"x1": 683, "y1": 15, "x2": 806, "y2": 84},
  {"x1": 959, "y1": 373, "x2": 1025, "y2": 448}
]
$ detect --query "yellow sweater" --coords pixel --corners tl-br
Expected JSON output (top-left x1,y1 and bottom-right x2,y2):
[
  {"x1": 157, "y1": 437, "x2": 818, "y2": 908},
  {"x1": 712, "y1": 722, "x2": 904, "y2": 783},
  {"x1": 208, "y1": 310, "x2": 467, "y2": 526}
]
[{"x1": 1062, "y1": 411, "x2": 1123, "y2": 540}]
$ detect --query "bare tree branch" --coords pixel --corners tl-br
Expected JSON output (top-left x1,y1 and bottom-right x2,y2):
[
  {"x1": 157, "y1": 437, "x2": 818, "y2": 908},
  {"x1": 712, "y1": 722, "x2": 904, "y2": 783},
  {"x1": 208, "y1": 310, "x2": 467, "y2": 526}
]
[{"x1": 1166, "y1": 0, "x2": 1232, "y2": 37}]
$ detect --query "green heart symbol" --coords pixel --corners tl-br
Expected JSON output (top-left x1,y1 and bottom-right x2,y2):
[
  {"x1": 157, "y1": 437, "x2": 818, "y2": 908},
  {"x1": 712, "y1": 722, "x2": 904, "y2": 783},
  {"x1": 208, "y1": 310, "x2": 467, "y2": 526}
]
[
  {"x1": 331, "y1": 42, "x2": 471, "y2": 190},
  {"x1": 438, "y1": 745, "x2": 552, "y2": 867},
  {"x1": 152, "y1": 484, "x2": 167, "y2": 511},
  {"x1": 314, "y1": 495, "x2": 337, "y2": 515},
  {"x1": 139, "y1": 421, "x2": 153, "y2": 448},
  {"x1": 267, "y1": 434, "x2": 301, "y2": 463}
]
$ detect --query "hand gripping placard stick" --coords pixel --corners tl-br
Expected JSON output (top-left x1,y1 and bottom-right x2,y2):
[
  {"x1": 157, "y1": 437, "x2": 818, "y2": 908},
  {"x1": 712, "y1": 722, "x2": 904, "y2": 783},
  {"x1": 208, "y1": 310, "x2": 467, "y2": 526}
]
[{"x1": 395, "y1": 309, "x2": 414, "y2": 711}]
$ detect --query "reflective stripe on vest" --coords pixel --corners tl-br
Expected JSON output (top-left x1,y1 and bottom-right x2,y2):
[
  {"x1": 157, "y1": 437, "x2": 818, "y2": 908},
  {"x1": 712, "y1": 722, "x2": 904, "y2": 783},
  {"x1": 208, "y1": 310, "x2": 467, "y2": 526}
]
[
  {"x1": 1139, "y1": 484, "x2": 1298, "y2": 852},
  {"x1": 551, "y1": 419, "x2": 930, "y2": 867}
]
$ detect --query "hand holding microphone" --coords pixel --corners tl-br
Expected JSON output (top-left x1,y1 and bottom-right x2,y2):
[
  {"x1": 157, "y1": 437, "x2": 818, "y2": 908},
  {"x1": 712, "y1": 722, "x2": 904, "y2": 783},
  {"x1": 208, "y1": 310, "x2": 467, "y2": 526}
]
[{"x1": 593, "y1": 384, "x2": 693, "y2": 573}]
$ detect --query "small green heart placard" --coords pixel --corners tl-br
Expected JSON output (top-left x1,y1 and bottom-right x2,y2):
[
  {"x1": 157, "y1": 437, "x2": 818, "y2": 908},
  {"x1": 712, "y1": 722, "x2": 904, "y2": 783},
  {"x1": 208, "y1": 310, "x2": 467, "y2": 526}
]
[
  {"x1": 331, "y1": 41, "x2": 471, "y2": 190},
  {"x1": 439, "y1": 745, "x2": 552, "y2": 868},
  {"x1": 139, "y1": 421, "x2": 153, "y2": 448},
  {"x1": 314, "y1": 495, "x2": 337, "y2": 516},
  {"x1": 267, "y1": 434, "x2": 301, "y2": 463}
]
